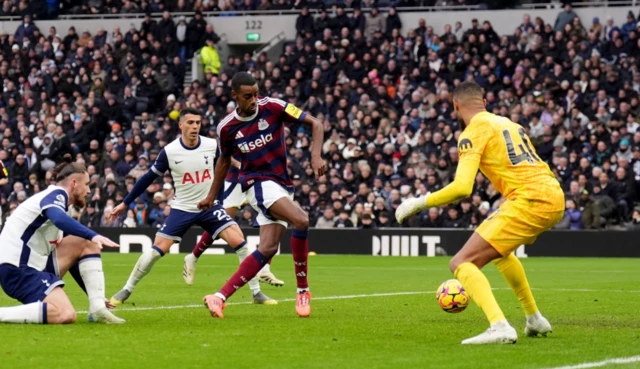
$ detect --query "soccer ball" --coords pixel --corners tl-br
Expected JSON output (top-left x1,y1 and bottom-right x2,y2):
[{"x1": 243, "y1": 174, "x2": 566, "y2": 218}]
[{"x1": 436, "y1": 279, "x2": 470, "y2": 313}]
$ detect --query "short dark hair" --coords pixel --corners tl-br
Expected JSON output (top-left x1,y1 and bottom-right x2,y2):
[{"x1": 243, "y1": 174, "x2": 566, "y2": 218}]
[
  {"x1": 52, "y1": 154, "x2": 87, "y2": 182},
  {"x1": 179, "y1": 107, "x2": 202, "y2": 120},
  {"x1": 231, "y1": 72, "x2": 257, "y2": 92},
  {"x1": 453, "y1": 81, "x2": 483, "y2": 101}
]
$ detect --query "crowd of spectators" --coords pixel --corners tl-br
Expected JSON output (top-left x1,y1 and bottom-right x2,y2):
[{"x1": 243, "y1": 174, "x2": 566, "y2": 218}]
[
  {"x1": 1, "y1": 0, "x2": 509, "y2": 20},
  {"x1": 1, "y1": 3, "x2": 640, "y2": 232}
]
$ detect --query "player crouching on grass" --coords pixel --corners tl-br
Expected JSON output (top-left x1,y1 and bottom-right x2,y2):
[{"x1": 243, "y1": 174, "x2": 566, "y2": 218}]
[
  {"x1": 0, "y1": 154, "x2": 124, "y2": 324},
  {"x1": 396, "y1": 82, "x2": 564, "y2": 344}
]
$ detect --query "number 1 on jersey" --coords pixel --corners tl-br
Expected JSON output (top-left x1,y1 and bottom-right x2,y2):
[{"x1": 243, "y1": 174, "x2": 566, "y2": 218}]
[{"x1": 502, "y1": 128, "x2": 540, "y2": 166}]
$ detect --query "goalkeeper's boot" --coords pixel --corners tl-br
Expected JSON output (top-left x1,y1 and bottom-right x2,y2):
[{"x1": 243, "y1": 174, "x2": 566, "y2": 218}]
[
  {"x1": 525, "y1": 314, "x2": 552, "y2": 337},
  {"x1": 461, "y1": 321, "x2": 517, "y2": 345}
]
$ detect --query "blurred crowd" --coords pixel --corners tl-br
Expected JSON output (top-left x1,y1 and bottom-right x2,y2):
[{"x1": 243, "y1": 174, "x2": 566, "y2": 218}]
[
  {"x1": 2, "y1": 3, "x2": 640, "y2": 232},
  {"x1": 1, "y1": 0, "x2": 504, "y2": 19}
]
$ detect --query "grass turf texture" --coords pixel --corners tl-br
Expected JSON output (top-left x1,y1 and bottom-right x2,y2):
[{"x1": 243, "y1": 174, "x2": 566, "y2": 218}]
[{"x1": 1, "y1": 255, "x2": 639, "y2": 369}]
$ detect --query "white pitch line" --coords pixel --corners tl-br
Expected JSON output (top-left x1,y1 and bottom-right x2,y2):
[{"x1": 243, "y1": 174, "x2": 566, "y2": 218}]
[
  {"x1": 108, "y1": 264, "x2": 637, "y2": 273},
  {"x1": 77, "y1": 286, "x2": 640, "y2": 315},
  {"x1": 77, "y1": 291, "x2": 429, "y2": 314},
  {"x1": 540, "y1": 355, "x2": 640, "y2": 369}
]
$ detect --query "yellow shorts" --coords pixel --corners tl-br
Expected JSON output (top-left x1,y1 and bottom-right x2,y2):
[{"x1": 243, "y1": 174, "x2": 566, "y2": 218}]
[{"x1": 476, "y1": 198, "x2": 564, "y2": 256}]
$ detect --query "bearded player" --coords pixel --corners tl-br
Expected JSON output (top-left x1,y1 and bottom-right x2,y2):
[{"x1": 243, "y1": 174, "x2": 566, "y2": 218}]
[
  {"x1": 396, "y1": 81, "x2": 564, "y2": 345},
  {"x1": 0, "y1": 155, "x2": 123, "y2": 324},
  {"x1": 198, "y1": 72, "x2": 326, "y2": 318},
  {"x1": 183, "y1": 153, "x2": 284, "y2": 287}
]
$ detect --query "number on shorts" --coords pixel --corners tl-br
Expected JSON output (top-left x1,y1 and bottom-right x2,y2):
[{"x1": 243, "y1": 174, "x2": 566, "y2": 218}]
[
  {"x1": 502, "y1": 128, "x2": 540, "y2": 166},
  {"x1": 213, "y1": 209, "x2": 232, "y2": 222}
]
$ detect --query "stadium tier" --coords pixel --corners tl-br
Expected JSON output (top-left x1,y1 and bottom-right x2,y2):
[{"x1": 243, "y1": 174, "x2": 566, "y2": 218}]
[{"x1": 0, "y1": 2, "x2": 639, "y2": 232}]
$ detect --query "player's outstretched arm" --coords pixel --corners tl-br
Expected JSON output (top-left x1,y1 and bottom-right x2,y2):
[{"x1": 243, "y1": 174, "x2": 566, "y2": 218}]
[
  {"x1": 43, "y1": 207, "x2": 118, "y2": 248},
  {"x1": 111, "y1": 169, "x2": 159, "y2": 219},
  {"x1": 198, "y1": 155, "x2": 230, "y2": 210},
  {"x1": 300, "y1": 114, "x2": 326, "y2": 179},
  {"x1": 396, "y1": 157, "x2": 478, "y2": 224}
]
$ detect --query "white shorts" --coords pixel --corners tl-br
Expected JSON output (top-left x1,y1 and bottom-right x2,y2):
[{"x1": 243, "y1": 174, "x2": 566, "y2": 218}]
[
  {"x1": 246, "y1": 180, "x2": 294, "y2": 227},
  {"x1": 223, "y1": 181, "x2": 247, "y2": 209}
]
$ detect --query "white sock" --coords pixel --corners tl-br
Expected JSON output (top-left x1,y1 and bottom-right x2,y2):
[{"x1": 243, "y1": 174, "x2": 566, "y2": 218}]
[
  {"x1": 124, "y1": 247, "x2": 163, "y2": 293},
  {"x1": 0, "y1": 302, "x2": 45, "y2": 324},
  {"x1": 526, "y1": 311, "x2": 543, "y2": 324},
  {"x1": 297, "y1": 288, "x2": 310, "y2": 294},
  {"x1": 235, "y1": 242, "x2": 260, "y2": 295},
  {"x1": 79, "y1": 255, "x2": 107, "y2": 313},
  {"x1": 490, "y1": 320, "x2": 510, "y2": 329}
]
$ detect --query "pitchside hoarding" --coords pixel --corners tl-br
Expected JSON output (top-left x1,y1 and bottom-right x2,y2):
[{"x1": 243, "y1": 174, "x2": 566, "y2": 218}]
[{"x1": 96, "y1": 228, "x2": 640, "y2": 258}]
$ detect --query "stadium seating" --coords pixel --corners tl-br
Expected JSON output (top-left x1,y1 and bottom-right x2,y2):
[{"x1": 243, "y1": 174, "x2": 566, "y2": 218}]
[{"x1": 0, "y1": 2, "x2": 639, "y2": 231}]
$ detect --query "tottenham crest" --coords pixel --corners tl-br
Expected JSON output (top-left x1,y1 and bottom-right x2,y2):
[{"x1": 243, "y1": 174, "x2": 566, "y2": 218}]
[
  {"x1": 204, "y1": 155, "x2": 209, "y2": 165},
  {"x1": 258, "y1": 119, "x2": 269, "y2": 131}
]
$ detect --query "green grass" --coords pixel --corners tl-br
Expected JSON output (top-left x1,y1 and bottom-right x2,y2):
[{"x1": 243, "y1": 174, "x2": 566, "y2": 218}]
[{"x1": 1, "y1": 255, "x2": 640, "y2": 369}]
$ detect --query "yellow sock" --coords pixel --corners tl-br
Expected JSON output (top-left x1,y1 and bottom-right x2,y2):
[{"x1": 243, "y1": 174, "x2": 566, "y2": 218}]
[
  {"x1": 454, "y1": 262, "x2": 506, "y2": 324},
  {"x1": 493, "y1": 253, "x2": 538, "y2": 316}
]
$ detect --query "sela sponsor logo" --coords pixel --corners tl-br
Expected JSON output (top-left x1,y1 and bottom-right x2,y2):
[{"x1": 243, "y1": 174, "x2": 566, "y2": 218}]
[{"x1": 238, "y1": 133, "x2": 273, "y2": 153}]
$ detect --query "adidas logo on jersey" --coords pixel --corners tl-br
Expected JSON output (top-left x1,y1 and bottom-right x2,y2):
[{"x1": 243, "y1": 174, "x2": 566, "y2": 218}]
[
  {"x1": 238, "y1": 133, "x2": 273, "y2": 153},
  {"x1": 235, "y1": 131, "x2": 244, "y2": 139}
]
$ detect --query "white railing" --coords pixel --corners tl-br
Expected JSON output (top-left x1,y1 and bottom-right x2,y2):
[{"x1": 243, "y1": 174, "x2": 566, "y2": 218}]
[{"x1": 251, "y1": 31, "x2": 286, "y2": 61}]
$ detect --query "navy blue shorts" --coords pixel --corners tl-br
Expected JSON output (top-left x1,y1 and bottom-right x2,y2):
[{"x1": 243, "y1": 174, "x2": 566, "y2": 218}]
[
  {"x1": 0, "y1": 254, "x2": 65, "y2": 304},
  {"x1": 157, "y1": 205, "x2": 236, "y2": 242}
]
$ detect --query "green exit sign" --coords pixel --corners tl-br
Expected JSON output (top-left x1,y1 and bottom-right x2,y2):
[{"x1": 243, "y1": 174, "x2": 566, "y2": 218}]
[{"x1": 246, "y1": 33, "x2": 260, "y2": 42}]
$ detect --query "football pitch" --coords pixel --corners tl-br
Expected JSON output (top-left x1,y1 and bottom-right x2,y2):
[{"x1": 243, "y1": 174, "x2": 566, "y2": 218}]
[{"x1": 1, "y1": 254, "x2": 639, "y2": 369}]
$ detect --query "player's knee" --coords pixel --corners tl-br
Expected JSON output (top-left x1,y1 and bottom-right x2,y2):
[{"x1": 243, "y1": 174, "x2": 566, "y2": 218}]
[
  {"x1": 83, "y1": 239, "x2": 101, "y2": 254},
  {"x1": 61, "y1": 309, "x2": 77, "y2": 324},
  {"x1": 292, "y1": 213, "x2": 309, "y2": 230},
  {"x1": 259, "y1": 242, "x2": 279, "y2": 256},
  {"x1": 46, "y1": 304, "x2": 77, "y2": 324}
]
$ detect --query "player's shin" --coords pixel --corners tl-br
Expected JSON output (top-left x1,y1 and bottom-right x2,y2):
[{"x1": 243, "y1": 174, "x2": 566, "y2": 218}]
[
  {"x1": 123, "y1": 246, "x2": 164, "y2": 293},
  {"x1": 233, "y1": 241, "x2": 260, "y2": 295},
  {"x1": 291, "y1": 230, "x2": 309, "y2": 292},
  {"x1": 0, "y1": 302, "x2": 46, "y2": 324},
  {"x1": 216, "y1": 249, "x2": 270, "y2": 301},
  {"x1": 454, "y1": 262, "x2": 506, "y2": 325},
  {"x1": 69, "y1": 262, "x2": 87, "y2": 294},
  {"x1": 192, "y1": 232, "x2": 214, "y2": 258},
  {"x1": 493, "y1": 253, "x2": 539, "y2": 318},
  {"x1": 78, "y1": 254, "x2": 107, "y2": 313}
]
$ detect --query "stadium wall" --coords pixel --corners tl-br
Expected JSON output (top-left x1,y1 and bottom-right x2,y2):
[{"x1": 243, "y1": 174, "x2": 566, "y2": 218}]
[
  {"x1": 98, "y1": 228, "x2": 640, "y2": 258},
  {"x1": 0, "y1": 7, "x2": 635, "y2": 44}
]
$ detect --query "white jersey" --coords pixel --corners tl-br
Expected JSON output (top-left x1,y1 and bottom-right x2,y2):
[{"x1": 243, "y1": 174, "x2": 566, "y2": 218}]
[
  {"x1": 0, "y1": 185, "x2": 69, "y2": 271},
  {"x1": 151, "y1": 136, "x2": 219, "y2": 213}
]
